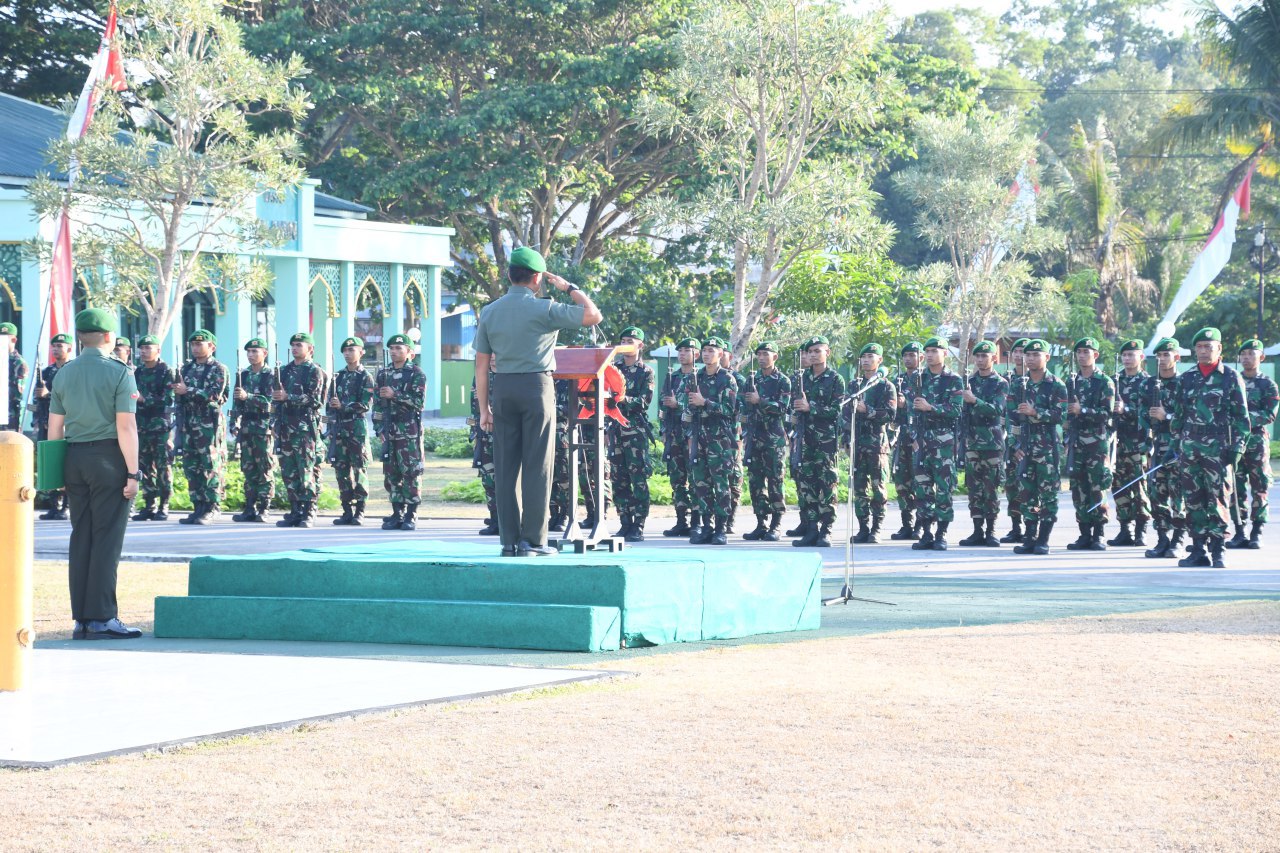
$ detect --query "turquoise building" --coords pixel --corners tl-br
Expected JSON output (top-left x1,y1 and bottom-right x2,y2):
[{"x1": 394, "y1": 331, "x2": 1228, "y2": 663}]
[{"x1": 0, "y1": 92, "x2": 454, "y2": 419}]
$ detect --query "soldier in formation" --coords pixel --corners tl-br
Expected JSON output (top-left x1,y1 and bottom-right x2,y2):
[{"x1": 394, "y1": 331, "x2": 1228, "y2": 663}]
[
  {"x1": 685, "y1": 337, "x2": 738, "y2": 545},
  {"x1": 375, "y1": 333, "x2": 427, "y2": 531},
  {"x1": 548, "y1": 376, "x2": 575, "y2": 532},
  {"x1": 909, "y1": 337, "x2": 963, "y2": 551},
  {"x1": 34, "y1": 333, "x2": 73, "y2": 519},
  {"x1": 131, "y1": 334, "x2": 175, "y2": 520},
  {"x1": 229, "y1": 337, "x2": 277, "y2": 523},
  {"x1": 3, "y1": 322, "x2": 28, "y2": 431},
  {"x1": 1011, "y1": 339, "x2": 1068, "y2": 555},
  {"x1": 470, "y1": 354, "x2": 499, "y2": 535},
  {"x1": 741, "y1": 342, "x2": 790, "y2": 541},
  {"x1": 846, "y1": 343, "x2": 897, "y2": 544},
  {"x1": 889, "y1": 342, "x2": 923, "y2": 540},
  {"x1": 174, "y1": 329, "x2": 229, "y2": 525},
  {"x1": 1064, "y1": 337, "x2": 1115, "y2": 552},
  {"x1": 719, "y1": 347, "x2": 748, "y2": 534},
  {"x1": 1225, "y1": 339, "x2": 1277, "y2": 551},
  {"x1": 1143, "y1": 337, "x2": 1185, "y2": 558},
  {"x1": 1000, "y1": 339, "x2": 1028, "y2": 543},
  {"x1": 660, "y1": 337, "x2": 702, "y2": 537},
  {"x1": 790, "y1": 336, "x2": 845, "y2": 548},
  {"x1": 272, "y1": 332, "x2": 326, "y2": 528},
  {"x1": 957, "y1": 341, "x2": 1007, "y2": 547},
  {"x1": 610, "y1": 327, "x2": 654, "y2": 542},
  {"x1": 112, "y1": 336, "x2": 133, "y2": 369},
  {"x1": 1109, "y1": 339, "x2": 1151, "y2": 547},
  {"x1": 328, "y1": 337, "x2": 377, "y2": 526}
]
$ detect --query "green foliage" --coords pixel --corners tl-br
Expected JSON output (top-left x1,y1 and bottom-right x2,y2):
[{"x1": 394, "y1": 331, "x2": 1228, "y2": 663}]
[
  {"x1": 440, "y1": 479, "x2": 486, "y2": 503},
  {"x1": 0, "y1": 1, "x2": 102, "y2": 105}
]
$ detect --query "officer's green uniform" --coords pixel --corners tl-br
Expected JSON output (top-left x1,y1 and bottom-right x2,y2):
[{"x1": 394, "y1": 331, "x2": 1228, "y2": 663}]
[
  {"x1": 742, "y1": 342, "x2": 791, "y2": 541},
  {"x1": 229, "y1": 338, "x2": 277, "y2": 522},
  {"x1": 2, "y1": 322, "x2": 28, "y2": 431},
  {"x1": 1226, "y1": 339, "x2": 1277, "y2": 550},
  {"x1": 35, "y1": 334, "x2": 72, "y2": 518},
  {"x1": 330, "y1": 337, "x2": 376, "y2": 526},
  {"x1": 958, "y1": 341, "x2": 1008, "y2": 547},
  {"x1": 131, "y1": 334, "x2": 175, "y2": 520},
  {"x1": 49, "y1": 309, "x2": 141, "y2": 638}
]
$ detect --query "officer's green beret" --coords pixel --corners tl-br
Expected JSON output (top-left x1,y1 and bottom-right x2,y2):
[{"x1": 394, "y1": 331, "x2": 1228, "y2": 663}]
[
  {"x1": 340, "y1": 337, "x2": 364, "y2": 350},
  {"x1": 901, "y1": 341, "x2": 923, "y2": 354},
  {"x1": 619, "y1": 326, "x2": 645, "y2": 342},
  {"x1": 1023, "y1": 339, "x2": 1049, "y2": 353},
  {"x1": 386, "y1": 333, "x2": 412, "y2": 348},
  {"x1": 703, "y1": 336, "x2": 727, "y2": 350},
  {"x1": 923, "y1": 336, "x2": 947, "y2": 350},
  {"x1": 1011, "y1": 338, "x2": 1030, "y2": 350},
  {"x1": 188, "y1": 329, "x2": 215, "y2": 345},
  {"x1": 1152, "y1": 337, "x2": 1179, "y2": 354},
  {"x1": 114, "y1": 337, "x2": 131, "y2": 348},
  {"x1": 75, "y1": 307, "x2": 117, "y2": 334},
  {"x1": 972, "y1": 341, "x2": 996, "y2": 355},
  {"x1": 508, "y1": 246, "x2": 547, "y2": 273},
  {"x1": 1119, "y1": 339, "x2": 1144, "y2": 353},
  {"x1": 137, "y1": 335, "x2": 159, "y2": 346},
  {"x1": 244, "y1": 338, "x2": 267, "y2": 350},
  {"x1": 0, "y1": 322, "x2": 16, "y2": 336},
  {"x1": 859, "y1": 343, "x2": 883, "y2": 356},
  {"x1": 1238, "y1": 338, "x2": 1264, "y2": 352},
  {"x1": 1191, "y1": 327, "x2": 1222, "y2": 345},
  {"x1": 50, "y1": 333, "x2": 72, "y2": 345},
  {"x1": 1073, "y1": 336, "x2": 1099, "y2": 352},
  {"x1": 676, "y1": 337, "x2": 701, "y2": 350},
  {"x1": 289, "y1": 331, "x2": 314, "y2": 345},
  {"x1": 805, "y1": 335, "x2": 830, "y2": 350},
  {"x1": 755, "y1": 341, "x2": 778, "y2": 353}
]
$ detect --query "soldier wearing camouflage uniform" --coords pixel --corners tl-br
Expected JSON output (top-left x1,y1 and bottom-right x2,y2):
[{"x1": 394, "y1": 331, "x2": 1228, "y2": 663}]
[
  {"x1": 742, "y1": 341, "x2": 791, "y2": 541},
  {"x1": 1170, "y1": 327, "x2": 1250, "y2": 569},
  {"x1": 610, "y1": 327, "x2": 655, "y2": 542},
  {"x1": 1001, "y1": 339, "x2": 1030, "y2": 543},
  {"x1": 791, "y1": 336, "x2": 845, "y2": 548},
  {"x1": 175, "y1": 329, "x2": 229, "y2": 525},
  {"x1": 228, "y1": 338, "x2": 276, "y2": 523},
  {"x1": 32, "y1": 334, "x2": 72, "y2": 518},
  {"x1": 784, "y1": 347, "x2": 812, "y2": 538},
  {"x1": 272, "y1": 332, "x2": 326, "y2": 528},
  {"x1": 888, "y1": 342, "x2": 923, "y2": 541},
  {"x1": 845, "y1": 344, "x2": 897, "y2": 544},
  {"x1": 1012, "y1": 339, "x2": 1067, "y2": 555},
  {"x1": 1143, "y1": 337, "x2": 1186, "y2": 558},
  {"x1": 575, "y1": 353, "x2": 623, "y2": 530},
  {"x1": 909, "y1": 337, "x2": 964, "y2": 551},
  {"x1": 471, "y1": 359, "x2": 499, "y2": 534},
  {"x1": 2, "y1": 322, "x2": 29, "y2": 432},
  {"x1": 1225, "y1": 338, "x2": 1276, "y2": 551},
  {"x1": 375, "y1": 333, "x2": 427, "y2": 531},
  {"x1": 130, "y1": 334, "x2": 175, "y2": 521},
  {"x1": 957, "y1": 341, "x2": 1007, "y2": 547},
  {"x1": 1108, "y1": 339, "x2": 1152, "y2": 547},
  {"x1": 686, "y1": 337, "x2": 738, "y2": 545},
  {"x1": 1064, "y1": 337, "x2": 1116, "y2": 551},
  {"x1": 719, "y1": 348, "x2": 747, "y2": 534},
  {"x1": 329, "y1": 337, "x2": 376, "y2": 526},
  {"x1": 660, "y1": 337, "x2": 702, "y2": 537},
  {"x1": 549, "y1": 376, "x2": 574, "y2": 532},
  {"x1": 112, "y1": 337, "x2": 133, "y2": 371}
]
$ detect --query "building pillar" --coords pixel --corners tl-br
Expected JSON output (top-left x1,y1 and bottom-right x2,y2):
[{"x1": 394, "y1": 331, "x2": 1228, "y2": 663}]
[
  {"x1": 335, "y1": 262, "x2": 356, "y2": 351},
  {"x1": 424, "y1": 265, "x2": 443, "y2": 414},
  {"x1": 273, "y1": 257, "x2": 309, "y2": 367},
  {"x1": 217, "y1": 264, "x2": 255, "y2": 373},
  {"x1": 387, "y1": 263, "x2": 406, "y2": 348}
]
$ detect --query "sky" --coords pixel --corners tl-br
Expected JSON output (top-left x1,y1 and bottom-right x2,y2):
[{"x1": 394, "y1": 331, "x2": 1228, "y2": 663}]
[{"x1": 874, "y1": 0, "x2": 1224, "y2": 37}]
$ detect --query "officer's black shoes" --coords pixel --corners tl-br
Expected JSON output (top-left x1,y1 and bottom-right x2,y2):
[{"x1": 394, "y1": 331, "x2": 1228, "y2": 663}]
[
  {"x1": 349, "y1": 500, "x2": 365, "y2": 526},
  {"x1": 478, "y1": 518, "x2": 500, "y2": 535},
  {"x1": 931, "y1": 521, "x2": 949, "y2": 551},
  {"x1": 1013, "y1": 520, "x2": 1040, "y2": 554},
  {"x1": 381, "y1": 503, "x2": 403, "y2": 530},
  {"x1": 852, "y1": 519, "x2": 871, "y2": 544},
  {"x1": 152, "y1": 501, "x2": 170, "y2": 521},
  {"x1": 689, "y1": 525, "x2": 714, "y2": 545},
  {"x1": 1107, "y1": 522, "x2": 1135, "y2": 547},
  {"x1": 398, "y1": 506, "x2": 417, "y2": 531},
  {"x1": 743, "y1": 516, "x2": 770, "y2": 540},
  {"x1": 1087, "y1": 522, "x2": 1107, "y2": 550},
  {"x1": 761, "y1": 512, "x2": 782, "y2": 541},
  {"x1": 232, "y1": 507, "x2": 260, "y2": 523},
  {"x1": 1033, "y1": 520, "x2": 1054, "y2": 555},
  {"x1": 516, "y1": 540, "x2": 557, "y2": 557},
  {"x1": 501, "y1": 546, "x2": 518, "y2": 557},
  {"x1": 1224, "y1": 523, "x2": 1249, "y2": 549},
  {"x1": 1178, "y1": 536, "x2": 1210, "y2": 568},
  {"x1": 83, "y1": 618, "x2": 143, "y2": 640},
  {"x1": 810, "y1": 523, "x2": 832, "y2": 548},
  {"x1": 333, "y1": 503, "x2": 356, "y2": 526},
  {"x1": 625, "y1": 522, "x2": 644, "y2": 543},
  {"x1": 1209, "y1": 535, "x2": 1226, "y2": 568},
  {"x1": 688, "y1": 512, "x2": 704, "y2": 539},
  {"x1": 958, "y1": 520, "x2": 986, "y2": 546},
  {"x1": 1246, "y1": 523, "x2": 1262, "y2": 550},
  {"x1": 1167, "y1": 525, "x2": 1186, "y2": 556},
  {"x1": 663, "y1": 510, "x2": 691, "y2": 537},
  {"x1": 1133, "y1": 520, "x2": 1147, "y2": 546},
  {"x1": 785, "y1": 519, "x2": 810, "y2": 538},
  {"x1": 1066, "y1": 522, "x2": 1092, "y2": 550},
  {"x1": 195, "y1": 505, "x2": 219, "y2": 525},
  {"x1": 1144, "y1": 529, "x2": 1171, "y2": 558},
  {"x1": 132, "y1": 503, "x2": 155, "y2": 522},
  {"x1": 911, "y1": 522, "x2": 935, "y2": 551},
  {"x1": 710, "y1": 519, "x2": 728, "y2": 546},
  {"x1": 1000, "y1": 515, "x2": 1023, "y2": 544},
  {"x1": 981, "y1": 518, "x2": 1001, "y2": 547}
]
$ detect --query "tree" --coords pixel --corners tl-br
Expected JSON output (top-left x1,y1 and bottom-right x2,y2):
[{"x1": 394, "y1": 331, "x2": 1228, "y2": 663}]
[
  {"x1": 892, "y1": 108, "x2": 1065, "y2": 370},
  {"x1": 27, "y1": 0, "x2": 308, "y2": 342},
  {"x1": 0, "y1": 1, "x2": 102, "y2": 105},
  {"x1": 638, "y1": 0, "x2": 896, "y2": 362}
]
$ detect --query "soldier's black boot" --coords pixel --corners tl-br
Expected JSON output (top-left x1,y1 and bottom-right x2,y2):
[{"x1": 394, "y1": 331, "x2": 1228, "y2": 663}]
[
  {"x1": 1166, "y1": 523, "x2": 1186, "y2": 558},
  {"x1": 276, "y1": 501, "x2": 300, "y2": 528},
  {"x1": 911, "y1": 521, "x2": 935, "y2": 551},
  {"x1": 1178, "y1": 535, "x2": 1210, "y2": 568},
  {"x1": 1209, "y1": 534, "x2": 1226, "y2": 568},
  {"x1": 351, "y1": 500, "x2": 366, "y2": 526},
  {"x1": 295, "y1": 502, "x2": 315, "y2": 529},
  {"x1": 381, "y1": 503, "x2": 403, "y2": 530},
  {"x1": 332, "y1": 502, "x2": 355, "y2": 526},
  {"x1": 812, "y1": 522, "x2": 832, "y2": 548},
  {"x1": 1013, "y1": 520, "x2": 1039, "y2": 554},
  {"x1": 1144, "y1": 528, "x2": 1171, "y2": 559},
  {"x1": 725, "y1": 504, "x2": 737, "y2": 535},
  {"x1": 711, "y1": 517, "x2": 728, "y2": 546},
  {"x1": 931, "y1": 521, "x2": 949, "y2": 551},
  {"x1": 132, "y1": 500, "x2": 155, "y2": 522},
  {"x1": 1032, "y1": 519, "x2": 1054, "y2": 555},
  {"x1": 743, "y1": 515, "x2": 769, "y2": 541},
  {"x1": 792, "y1": 522, "x2": 820, "y2": 547},
  {"x1": 689, "y1": 514, "x2": 714, "y2": 545},
  {"x1": 1088, "y1": 522, "x2": 1107, "y2": 550},
  {"x1": 982, "y1": 518, "x2": 1001, "y2": 547},
  {"x1": 626, "y1": 518, "x2": 645, "y2": 543},
  {"x1": 785, "y1": 518, "x2": 810, "y2": 538},
  {"x1": 179, "y1": 501, "x2": 205, "y2": 525},
  {"x1": 868, "y1": 513, "x2": 883, "y2": 543},
  {"x1": 1246, "y1": 522, "x2": 1262, "y2": 550},
  {"x1": 663, "y1": 509, "x2": 691, "y2": 537},
  {"x1": 958, "y1": 518, "x2": 985, "y2": 546},
  {"x1": 890, "y1": 509, "x2": 917, "y2": 541},
  {"x1": 233, "y1": 491, "x2": 259, "y2": 522},
  {"x1": 547, "y1": 514, "x2": 566, "y2": 533},
  {"x1": 851, "y1": 517, "x2": 870, "y2": 544},
  {"x1": 688, "y1": 511, "x2": 703, "y2": 540},
  {"x1": 45, "y1": 494, "x2": 69, "y2": 520},
  {"x1": 478, "y1": 517, "x2": 500, "y2": 535},
  {"x1": 613, "y1": 514, "x2": 632, "y2": 539},
  {"x1": 1133, "y1": 519, "x2": 1148, "y2": 547},
  {"x1": 1107, "y1": 521, "x2": 1134, "y2": 547},
  {"x1": 1000, "y1": 514, "x2": 1023, "y2": 544},
  {"x1": 1066, "y1": 522, "x2": 1092, "y2": 550},
  {"x1": 762, "y1": 512, "x2": 783, "y2": 542},
  {"x1": 1224, "y1": 522, "x2": 1248, "y2": 549},
  {"x1": 153, "y1": 493, "x2": 170, "y2": 521},
  {"x1": 399, "y1": 505, "x2": 417, "y2": 531},
  {"x1": 193, "y1": 501, "x2": 218, "y2": 525}
]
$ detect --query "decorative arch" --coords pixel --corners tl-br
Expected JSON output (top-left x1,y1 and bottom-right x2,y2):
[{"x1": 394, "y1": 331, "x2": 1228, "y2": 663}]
[
  {"x1": 402, "y1": 272, "x2": 428, "y2": 331},
  {"x1": 0, "y1": 243, "x2": 21, "y2": 314},
  {"x1": 309, "y1": 272, "x2": 340, "y2": 319}
]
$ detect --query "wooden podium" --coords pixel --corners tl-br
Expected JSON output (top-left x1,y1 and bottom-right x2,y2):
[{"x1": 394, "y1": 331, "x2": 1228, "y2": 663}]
[{"x1": 552, "y1": 343, "x2": 637, "y2": 553}]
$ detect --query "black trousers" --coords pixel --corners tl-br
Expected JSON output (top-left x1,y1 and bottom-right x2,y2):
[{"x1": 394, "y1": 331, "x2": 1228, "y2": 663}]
[
  {"x1": 64, "y1": 439, "x2": 130, "y2": 622},
  {"x1": 491, "y1": 372, "x2": 554, "y2": 548}
]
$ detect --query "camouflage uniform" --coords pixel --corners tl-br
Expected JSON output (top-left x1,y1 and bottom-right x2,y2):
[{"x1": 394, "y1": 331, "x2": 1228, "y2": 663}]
[
  {"x1": 793, "y1": 365, "x2": 845, "y2": 542},
  {"x1": 1111, "y1": 368, "x2": 1152, "y2": 543},
  {"x1": 132, "y1": 360, "x2": 175, "y2": 518},
  {"x1": 5, "y1": 349, "x2": 27, "y2": 431},
  {"x1": 687, "y1": 364, "x2": 738, "y2": 541},
  {"x1": 742, "y1": 367, "x2": 791, "y2": 539},
  {"x1": 549, "y1": 378, "x2": 574, "y2": 527},
  {"x1": 375, "y1": 359, "x2": 427, "y2": 526},
  {"x1": 1142, "y1": 367, "x2": 1186, "y2": 556},
  {"x1": 177, "y1": 358, "x2": 229, "y2": 518},
  {"x1": 470, "y1": 371, "x2": 498, "y2": 530},
  {"x1": 727, "y1": 367, "x2": 748, "y2": 530},
  {"x1": 844, "y1": 373, "x2": 897, "y2": 541},
  {"x1": 274, "y1": 359, "x2": 326, "y2": 524},
  {"x1": 1002, "y1": 370, "x2": 1029, "y2": 541},
  {"x1": 1012, "y1": 365, "x2": 1068, "y2": 555},
  {"x1": 610, "y1": 359, "x2": 655, "y2": 537},
  {"x1": 230, "y1": 364, "x2": 277, "y2": 520},
  {"x1": 660, "y1": 367, "x2": 699, "y2": 535},
  {"x1": 1064, "y1": 369, "x2": 1115, "y2": 548},
  {"x1": 329, "y1": 365, "x2": 376, "y2": 521},
  {"x1": 909, "y1": 365, "x2": 963, "y2": 547},
  {"x1": 891, "y1": 367, "x2": 922, "y2": 539},
  {"x1": 961, "y1": 370, "x2": 1007, "y2": 542},
  {"x1": 1231, "y1": 369, "x2": 1277, "y2": 543}
]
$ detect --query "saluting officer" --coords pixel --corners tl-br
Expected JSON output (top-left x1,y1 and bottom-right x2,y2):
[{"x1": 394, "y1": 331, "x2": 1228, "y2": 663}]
[
  {"x1": 376, "y1": 332, "x2": 427, "y2": 531},
  {"x1": 846, "y1": 343, "x2": 897, "y2": 544},
  {"x1": 230, "y1": 337, "x2": 277, "y2": 523},
  {"x1": 329, "y1": 336, "x2": 377, "y2": 526},
  {"x1": 741, "y1": 341, "x2": 791, "y2": 541},
  {"x1": 2, "y1": 321, "x2": 29, "y2": 431},
  {"x1": 1064, "y1": 337, "x2": 1115, "y2": 552},
  {"x1": 958, "y1": 341, "x2": 1007, "y2": 547},
  {"x1": 909, "y1": 337, "x2": 963, "y2": 551},
  {"x1": 1012, "y1": 339, "x2": 1068, "y2": 555},
  {"x1": 1109, "y1": 339, "x2": 1152, "y2": 546},
  {"x1": 131, "y1": 334, "x2": 175, "y2": 520},
  {"x1": 611, "y1": 327, "x2": 655, "y2": 542},
  {"x1": 1225, "y1": 339, "x2": 1277, "y2": 551},
  {"x1": 174, "y1": 329, "x2": 229, "y2": 525},
  {"x1": 1143, "y1": 337, "x2": 1186, "y2": 558}
]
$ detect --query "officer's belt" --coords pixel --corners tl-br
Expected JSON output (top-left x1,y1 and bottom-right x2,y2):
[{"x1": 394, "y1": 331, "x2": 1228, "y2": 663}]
[{"x1": 1182, "y1": 424, "x2": 1226, "y2": 440}]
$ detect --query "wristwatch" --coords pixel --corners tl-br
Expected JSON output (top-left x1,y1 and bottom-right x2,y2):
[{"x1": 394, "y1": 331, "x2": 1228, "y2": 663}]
[
  {"x1": 126, "y1": 472, "x2": 141, "y2": 480},
  {"x1": 565, "y1": 283, "x2": 581, "y2": 293}
]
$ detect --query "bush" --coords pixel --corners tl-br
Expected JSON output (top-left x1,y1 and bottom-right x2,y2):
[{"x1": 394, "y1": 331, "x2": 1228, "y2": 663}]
[
  {"x1": 434, "y1": 436, "x2": 475, "y2": 459},
  {"x1": 441, "y1": 478, "x2": 486, "y2": 503},
  {"x1": 422, "y1": 426, "x2": 470, "y2": 452}
]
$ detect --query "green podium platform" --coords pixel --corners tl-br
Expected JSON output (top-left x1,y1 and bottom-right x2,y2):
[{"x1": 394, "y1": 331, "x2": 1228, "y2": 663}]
[{"x1": 154, "y1": 541, "x2": 823, "y2": 652}]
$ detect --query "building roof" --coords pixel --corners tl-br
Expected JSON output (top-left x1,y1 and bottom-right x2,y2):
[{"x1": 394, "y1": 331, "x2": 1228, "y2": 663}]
[{"x1": 0, "y1": 91, "x2": 372, "y2": 215}]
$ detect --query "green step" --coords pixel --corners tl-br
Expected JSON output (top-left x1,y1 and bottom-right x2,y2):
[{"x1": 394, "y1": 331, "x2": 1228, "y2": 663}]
[{"x1": 154, "y1": 595, "x2": 621, "y2": 652}]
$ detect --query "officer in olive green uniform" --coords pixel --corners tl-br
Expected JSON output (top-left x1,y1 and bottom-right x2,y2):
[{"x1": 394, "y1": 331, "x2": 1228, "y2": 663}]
[
  {"x1": 230, "y1": 337, "x2": 277, "y2": 522},
  {"x1": 34, "y1": 333, "x2": 73, "y2": 519},
  {"x1": 329, "y1": 336, "x2": 377, "y2": 526},
  {"x1": 2, "y1": 322, "x2": 28, "y2": 431},
  {"x1": 49, "y1": 308, "x2": 143, "y2": 640},
  {"x1": 131, "y1": 334, "x2": 175, "y2": 520}
]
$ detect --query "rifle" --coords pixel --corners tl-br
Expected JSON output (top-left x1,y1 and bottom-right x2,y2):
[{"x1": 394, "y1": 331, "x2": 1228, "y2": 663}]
[
  {"x1": 169, "y1": 364, "x2": 186, "y2": 462},
  {"x1": 327, "y1": 348, "x2": 341, "y2": 466},
  {"x1": 1108, "y1": 353, "x2": 1121, "y2": 474},
  {"x1": 1016, "y1": 362, "x2": 1030, "y2": 479},
  {"x1": 687, "y1": 367, "x2": 703, "y2": 469},
  {"x1": 743, "y1": 353, "x2": 759, "y2": 467},
  {"x1": 227, "y1": 350, "x2": 242, "y2": 459},
  {"x1": 1090, "y1": 454, "x2": 1178, "y2": 513},
  {"x1": 957, "y1": 364, "x2": 971, "y2": 465},
  {"x1": 378, "y1": 345, "x2": 392, "y2": 462},
  {"x1": 1064, "y1": 353, "x2": 1078, "y2": 478},
  {"x1": 795, "y1": 351, "x2": 807, "y2": 466},
  {"x1": 660, "y1": 361, "x2": 676, "y2": 466}
]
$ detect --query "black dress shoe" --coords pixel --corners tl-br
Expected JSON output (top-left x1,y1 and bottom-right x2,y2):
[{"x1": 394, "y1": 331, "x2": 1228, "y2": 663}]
[
  {"x1": 516, "y1": 539, "x2": 557, "y2": 556},
  {"x1": 501, "y1": 546, "x2": 518, "y2": 557}
]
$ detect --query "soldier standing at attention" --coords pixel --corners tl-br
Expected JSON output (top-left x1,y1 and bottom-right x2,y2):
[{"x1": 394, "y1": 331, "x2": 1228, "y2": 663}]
[
  {"x1": 718, "y1": 347, "x2": 748, "y2": 533},
  {"x1": 48, "y1": 308, "x2": 142, "y2": 640},
  {"x1": 957, "y1": 341, "x2": 1008, "y2": 547},
  {"x1": 1108, "y1": 339, "x2": 1153, "y2": 547},
  {"x1": 611, "y1": 327, "x2": 655, "y2": 542},
  {"x1": 230, "y1": 338, "x2": 277, "y2": 523},
  {"x1": 741, "y1": 341, "x2": 791, "y2": 541},
  {"x1": 1143, "y1": 338, "x2": 1185, "y2": 558},
  {"x1": 791, "y1": 336, "x2": 845, "y2": 548},
  {"x1": 328, "y1": 337, "x2": 376, "y2": 526},
  {"x1": 1170, "y1": 327, "x2": 1250, "y2": 568},
  {"x1": 1012, "y1": 339, "x2": 1068, "y2": 555},
  {"x1": 784, "y1": 346, "x2": 813, "y2": 538},
  {"x1": 112, "y1": 337, "x2": 133, "y2": 370},
  {"x1": 377, "y1": 333, "x2": 427, "y2": 531},
  {"x1": 909, "y1": 337, "x2": 964, "y2": 551},
  {"x1": 131, "y1": 335, "x2": 175, "y2": 521},
  {"x1": 1225, "y1": 339, "x2": 1276, "y2": 551},
  {"x1": 847, "y1": 343, "x2": 898, "y2": 544},
  {"x1": 470, "y1": 355, "x2": 499, "y2": 534},
  {"x1": 175, "y1": 329, "x2": 229, "y2": 525},
  {"x1": 2, "y1": 322, "x2": 29, "y2": 431},
  {"x1": 1065, "y1": 337, "x2": 1116, "y2": 551},
  {"x1": 686, "y1": 337, "x2": 738, "y2": 545},
  {"x1": 660, "y1": 337, "x2": 702, "y2": 537},
  {"x1": 35, "y1": 333, "x2": 74, "y2": 519},
  {"x1": 272, "y1": 332, "x2": 326, "y2": 528},
  {"x1": 548, "y1": 376, "x2": 575, "y2": 533},
  {"x1": 1001, "y1": 339, "x2": 1030, "y2": 543},
  {"x1": 888, "y1": 342, "x2": 923, "y2": 541}
]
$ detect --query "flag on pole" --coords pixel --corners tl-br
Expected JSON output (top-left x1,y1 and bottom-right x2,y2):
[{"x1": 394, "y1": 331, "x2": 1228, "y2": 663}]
[{"x1": 1148, "y1": 161, "x2": 1258, "y2": 351}]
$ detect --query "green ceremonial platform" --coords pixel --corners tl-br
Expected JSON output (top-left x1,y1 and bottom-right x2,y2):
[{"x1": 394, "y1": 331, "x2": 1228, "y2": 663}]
[{"x1": 153, "y1": 541, "x2": 823, "y2": 652}]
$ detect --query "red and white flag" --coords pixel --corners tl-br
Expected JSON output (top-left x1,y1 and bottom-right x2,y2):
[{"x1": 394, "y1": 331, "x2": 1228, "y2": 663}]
[{"x1": 47, "y1": 2, "x2": 127, "y2": 344}]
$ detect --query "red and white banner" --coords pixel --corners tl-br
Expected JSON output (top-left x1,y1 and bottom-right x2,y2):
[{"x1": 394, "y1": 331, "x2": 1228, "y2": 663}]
[{"x1": 1149, "y1": 161, "x2": 1257, "y2": 351}]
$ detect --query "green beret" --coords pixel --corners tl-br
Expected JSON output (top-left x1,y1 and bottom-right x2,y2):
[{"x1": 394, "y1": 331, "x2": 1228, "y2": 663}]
[
  {"x1": 0, "y1": 322, "x2": 16, "y2": 336},
  {"x1": 1023, "y1": 339, "x2": 1049, "y2": 353},
  {"x1": 676, "y1": 337, "x2": 701, "y2": 350},
  {"x1": 75, "y1": 307, "x2": 117, "y2": 334},
  {"x1": 1073, "y1": 336, "x2": 1099, "y2": 352},
  {"x1": 244, "y1": 338, "x2": 267, "y2": 350},
  {"x1": 859, "y1": 343, "x2": 883, "y2": 356},
  {"x1": 386, "y1": 333, "x2": 412, "y2": 348},
  {"x1": 703, "y1": 336, "x2": 727, "y2": 350},
  {"x1": 188, "y1": 329, "x2": 216, "y2": 345},
  {"x1": 923, "y1": 336, "x2": 947, "y2": 350},
  {"x1": 1191, "y1": 327, "x2": 1222, "y2": 345},
  {"x1": 137, "y1": 335, "x2": 159, "y2": 346},
  {"x1": 50, "y1": 333, "x2": 72, "y2": 345},
  {"x1": 114, "y1": 337, "x2": 131, "y2": 348},
  {"x1": 901, "y1": 341, "x2": 923, "y2": 354},
  {"x1": 1119, "y1": 339, "x2": 1144, "y2": 353},
  {"x1": 805, "y1": 335, "x2": 830, "y2": 350},
  {"x1": 1011, "y1": 338, "x2": 1030, "y2": 350},
  {"x1": 1152, "y1": 337, "x2": 1179, "y2": 354},
  {"x1": 340, "y1": 337, "x2": 365, "y2": 350},
  {"x1": 1238, "y1": 338, "x2": 1264, "y2": 352},
  {"x1": 755, "y1": 341, "x2": 779, "y2": 354},
  {"x1": 972, "y1": 341, "x2": 996, "y2": 355},
  {"x1": 508, "y1": 246, "x2": 547, "y2": 273},
  {"x1": 619, "y1": 326, "x2": 645, "y2": 342},
  {"x1": 289, "y1": 331, "x2": 314, "y2": 345}
]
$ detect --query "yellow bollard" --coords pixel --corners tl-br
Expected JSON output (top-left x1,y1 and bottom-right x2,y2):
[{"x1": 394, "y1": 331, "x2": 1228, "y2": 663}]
[{"x1": 0, "y1": 430, "x2": 35, "y2": 691}]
